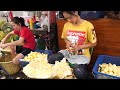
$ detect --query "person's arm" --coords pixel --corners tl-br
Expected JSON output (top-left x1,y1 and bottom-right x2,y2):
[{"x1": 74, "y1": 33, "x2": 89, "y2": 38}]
[
  {"x1": 1, "y1": 31, "x2": 14, "y2": 44},
  {"x1": 72, "y1": 41, "x2": 97, "y2": 51},
  {"x1": 6, "y1": 37, "x2": 24, "y2": 46},
  {"x1": 0, "y1": 37, "x2": 25, "y2": 49},
  {"x1": 72, "y1": 21, "x2": 97, "y2": 51},
  {"x1": 64, "y1": 38, "x2": 72, "y2": 49},
  {"x1": 61, "y1": 23, "x2": 73, "y2": 49}
]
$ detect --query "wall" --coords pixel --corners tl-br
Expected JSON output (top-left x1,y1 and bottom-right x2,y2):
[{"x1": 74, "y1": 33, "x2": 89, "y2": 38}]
[
  {"x1": 56, "y1": 19, "x2": 66, "y2": 50},
  {"x1": 88, "y1": 18, "x2": 120, "y2": 71}
]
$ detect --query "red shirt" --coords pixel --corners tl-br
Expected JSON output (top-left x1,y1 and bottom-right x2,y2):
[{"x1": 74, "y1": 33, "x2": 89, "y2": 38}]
[{"x1": 14, "y1": 26, "x2": 36, "y2": 50}]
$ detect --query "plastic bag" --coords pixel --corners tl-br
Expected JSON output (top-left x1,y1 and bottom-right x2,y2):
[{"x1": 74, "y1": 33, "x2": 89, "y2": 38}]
[
  {"x1": 72, "y1": 64, "x2": 90, "y2": 79},
  {"x1": 48, "y1": 52, "x2": 64, "y2": 64}
]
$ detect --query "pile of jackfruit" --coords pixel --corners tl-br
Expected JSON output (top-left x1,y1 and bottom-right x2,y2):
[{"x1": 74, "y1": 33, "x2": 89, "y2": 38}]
[
  {"x1": 23, "y1": 51, "x2": 48, "y2": 62},
  {"x1": 23, "y1": 58, "x2": 75, "y2": 79}
]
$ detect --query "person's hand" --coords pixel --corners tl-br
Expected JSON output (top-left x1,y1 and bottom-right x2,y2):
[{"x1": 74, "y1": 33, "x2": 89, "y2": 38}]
[
  {"x1": 0, "y1": 44, "x2": 7, "y2": 49},
  {"x1": 71, "y1": 44, "x2": 80, "y2": 52},
  {"x1": 12, "y1": 59, "x2": 19, "y2": 65},
  {"x1": 68, "y1": 46, "x2": 75, "y2": 52},
  {"x1": 1, "y1": 39, "x2": 6, "y2": 44},
  {"x1": 66, "y1": 41, "x2": 72, "y2": 49}
]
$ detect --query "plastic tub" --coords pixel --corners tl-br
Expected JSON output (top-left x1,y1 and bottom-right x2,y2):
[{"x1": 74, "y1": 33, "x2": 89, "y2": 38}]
[{"x1": 92, "y1": 55, "x2": 120, "y2": 79}]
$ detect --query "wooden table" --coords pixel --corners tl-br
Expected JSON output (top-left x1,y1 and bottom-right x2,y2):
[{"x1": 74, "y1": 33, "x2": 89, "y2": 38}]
[{"x1": 30, "y1": 29, "x2": 48, "y2": 35}]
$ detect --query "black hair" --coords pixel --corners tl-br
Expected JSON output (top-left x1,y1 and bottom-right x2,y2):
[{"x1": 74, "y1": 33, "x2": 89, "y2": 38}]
[
  {"x1": 62, "y1": 11, "x2": 81, "y2": 16},
  {"x1": 11, "y1": 16, "x2": 26, "y2": 26}
]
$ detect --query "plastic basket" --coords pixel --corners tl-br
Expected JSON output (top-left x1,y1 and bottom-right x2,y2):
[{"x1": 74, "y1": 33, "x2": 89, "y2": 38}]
[
  {"x1": 0, "y1": 53, "x2": 21, "y2": 75},
  {"x1": 34, "y1": 50, "x2": 53, "y2": 56},
  {"x1": 19, "y1": 50, "x2": 53, "y2": 67},
  {"x1": 92, "y1": 55, "x2": 120, "y2": 79}
]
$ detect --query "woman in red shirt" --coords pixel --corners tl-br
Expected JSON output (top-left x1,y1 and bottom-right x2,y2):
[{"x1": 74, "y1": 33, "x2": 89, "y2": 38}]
[{"x1": 0, "y1": 17, "x2": 36, "y2": 64}]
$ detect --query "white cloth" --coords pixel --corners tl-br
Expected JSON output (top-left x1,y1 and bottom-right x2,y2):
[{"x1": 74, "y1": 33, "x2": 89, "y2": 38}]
[
  {"x1": 67, "y1": 55, "x2": 90, "y2": 65},
  {"x1": 59, "y1": 49, "x2": 90, "y2": 65}
]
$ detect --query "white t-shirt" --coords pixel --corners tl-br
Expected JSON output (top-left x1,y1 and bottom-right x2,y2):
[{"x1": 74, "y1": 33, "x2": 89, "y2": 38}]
[{"x1": 40, "y1": 15, "x2": 48, "y2": 28}]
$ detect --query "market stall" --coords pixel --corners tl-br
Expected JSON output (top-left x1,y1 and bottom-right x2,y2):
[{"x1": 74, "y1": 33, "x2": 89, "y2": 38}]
[{"x1": 0, "y1": 11, "x2": 60, "y2": 79}]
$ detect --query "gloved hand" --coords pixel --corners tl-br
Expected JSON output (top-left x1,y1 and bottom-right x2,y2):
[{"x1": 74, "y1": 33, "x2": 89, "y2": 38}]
[{"x1": 47, "y1": 52, "x2": 64, "y2": 64}]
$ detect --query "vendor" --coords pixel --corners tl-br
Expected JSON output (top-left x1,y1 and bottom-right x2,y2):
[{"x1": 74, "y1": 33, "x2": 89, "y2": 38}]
[
  {"x1": 37, "y1": 11, "x2": 48, "y2": 30},
  {"x1": 48, "y1": 11, "x2": 97, "y2": 79},
  {"x1": 0, "y1": 17, "x2": 36, "y2": 64}
]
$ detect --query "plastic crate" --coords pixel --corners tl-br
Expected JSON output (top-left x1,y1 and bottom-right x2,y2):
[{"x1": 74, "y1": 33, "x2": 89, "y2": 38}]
[
  {"x1": 19, "y1": 50, "x2": 53, "y2": 67},
  {"x1": 34, "y1": 50, "x2": 53, "y2": 56},
  {"x1": 92, "y1": 55, "x2": 120, "y2": 79}
]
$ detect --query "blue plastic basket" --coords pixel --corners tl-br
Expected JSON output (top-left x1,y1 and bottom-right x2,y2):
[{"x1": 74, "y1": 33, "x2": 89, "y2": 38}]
[
  {"x1": 19, "y1": 50, "x2": 53, "y2": 67},
  {"x1": 92, "y1": 55, "x2": 120, "y2": 79},
  {"x1": 34, "y1": 50, "x2": 53, "y2": 56}
]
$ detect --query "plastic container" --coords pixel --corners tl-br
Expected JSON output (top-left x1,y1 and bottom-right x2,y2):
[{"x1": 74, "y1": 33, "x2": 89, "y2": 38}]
[
  {"x1": 29, "y1": 18, "x2": 33, "y2": 29},
  {"x1": 34, "y1": 50, "x2": 53, "y2": 56},
  {"x1": 92, "y1": 55, "x2": 120, "y2": 79},
  {"x1": 19, "y1": 50, "x2": 53, "y2": 68}
]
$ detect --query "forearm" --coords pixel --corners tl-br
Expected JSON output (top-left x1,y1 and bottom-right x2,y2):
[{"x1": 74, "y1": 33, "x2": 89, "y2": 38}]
[
  {"x1": 3, "y1": 33, "x2": 12, "y2": 41},
  {"x1": 64, "y1": 38, "x2": 69, "y2": 44},
  {"x1": 6, "y1": 40, "x2": 22, "y2": 46},
  {"x1": 78, "y1": 42, "x2": 97, "y2": 50},
  {"x1": 64, "y1": 38, "x2": 72, "y2": 48},
  {"x1": 2, "y1": 32, "x2": 14, "y2": 43}
]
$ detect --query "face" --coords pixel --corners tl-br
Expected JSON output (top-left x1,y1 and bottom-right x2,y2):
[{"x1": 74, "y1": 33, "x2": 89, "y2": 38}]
[
  {"x1": 63, "y1": 12, "x2": 78, "y2": 24},
  {"x1": 11, "y1": 22, "x2": 21, "y2": 30}
]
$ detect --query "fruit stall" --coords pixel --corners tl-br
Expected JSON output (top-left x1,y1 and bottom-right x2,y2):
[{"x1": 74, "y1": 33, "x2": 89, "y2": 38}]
[
  {"x1": 0, "y1": 49, "x2": 76, "y2": 79},
  {"x1": 1, "y1": 11, "x2": 120, "y2": 79}
]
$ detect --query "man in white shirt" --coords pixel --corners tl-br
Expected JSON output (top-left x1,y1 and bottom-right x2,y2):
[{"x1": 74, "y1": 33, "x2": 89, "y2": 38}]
[{"x1": 39, "y1": 11, "x2": 48, "y2": 30}]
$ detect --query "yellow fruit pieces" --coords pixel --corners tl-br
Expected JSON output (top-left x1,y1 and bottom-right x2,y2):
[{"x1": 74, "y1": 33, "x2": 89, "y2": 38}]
[
  {"x1": 98, "y1": 63, "x2": 120, "y2": 77},
  {"x1": 23, "y1": 51, "x2": 48, "y2": 62},
  {"x1": 23, "y1": 58, "x2": 75, "y2": 79}
]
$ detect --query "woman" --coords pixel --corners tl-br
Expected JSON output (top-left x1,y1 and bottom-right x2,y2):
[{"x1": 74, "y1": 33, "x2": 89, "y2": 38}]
[
  {"x1": 61, "y1": 11, "x2": 97, "y2": 63},
  {"x1": 48, "y1": 11, "x2": 97, "y2": 79},
  {"x1": 0, "y1": 17, "x2": 36, "y2": 64}
]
